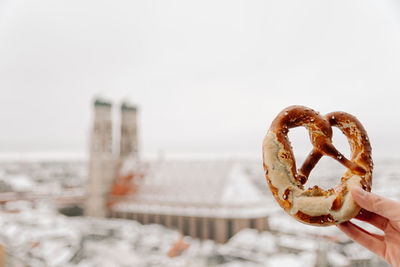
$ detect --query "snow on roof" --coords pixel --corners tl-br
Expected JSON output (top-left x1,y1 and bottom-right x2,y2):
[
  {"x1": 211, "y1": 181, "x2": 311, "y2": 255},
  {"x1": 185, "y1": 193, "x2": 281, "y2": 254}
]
[
  {"x1": 113, "y1": 201, "x2": 271, "y2": 219},
  {"x1": 140, "y1": 161, "x2": 234, "y2": 204},
  {"x1": 277, "y1": 234, "x2": 318, "y2": 252},
  {"x1": 327, "y1": 251, "x2": 349, "y2": 266},
  {"x1": 221, "y1": 164, "x2": 265, "y2": 204},
  {"x1": 267, "y1": 253, "x2": 315, "y2": 267},
  {"x1": 225, "y1": 229, "x2": 277, "y2": 255},
  {"x1": 112, "y1": 161, "x2": 274, "y2": 218},
  {"x1": 6, "y1": 175, "x2": 35, "y2": 192}
]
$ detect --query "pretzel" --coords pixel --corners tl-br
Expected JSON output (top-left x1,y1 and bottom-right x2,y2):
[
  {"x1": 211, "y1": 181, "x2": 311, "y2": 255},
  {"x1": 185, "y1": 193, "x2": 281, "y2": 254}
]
[{"x1": 262, "y1": 106, "x2": 373, "y2": 226}]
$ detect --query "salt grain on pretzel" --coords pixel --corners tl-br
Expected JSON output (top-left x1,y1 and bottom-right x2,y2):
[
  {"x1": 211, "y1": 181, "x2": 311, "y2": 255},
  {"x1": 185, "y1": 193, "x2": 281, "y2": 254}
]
[{"x1": 262, "y1": 106, "x2": 373, "y2": 226}]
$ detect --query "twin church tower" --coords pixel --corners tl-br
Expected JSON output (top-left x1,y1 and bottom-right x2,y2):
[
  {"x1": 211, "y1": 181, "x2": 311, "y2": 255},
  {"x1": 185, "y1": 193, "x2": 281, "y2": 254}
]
[{"x1": 85, "y1": 98, "x2": 138, "y2": 217}]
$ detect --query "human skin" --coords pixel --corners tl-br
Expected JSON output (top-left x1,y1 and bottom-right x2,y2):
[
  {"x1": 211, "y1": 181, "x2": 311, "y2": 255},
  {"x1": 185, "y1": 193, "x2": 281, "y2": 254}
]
[{"x1": 337, "y1": 187, "x2": 400, "y2": 267}]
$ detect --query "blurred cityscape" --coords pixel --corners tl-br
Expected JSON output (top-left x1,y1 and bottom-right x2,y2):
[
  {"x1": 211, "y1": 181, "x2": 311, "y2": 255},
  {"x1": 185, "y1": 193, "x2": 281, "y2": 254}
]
[
  {"x1": 2, "y1": 1, "x2": 400, "y2": 266},
  {"x1": 0, "y1": 100, "x2": 396, "y2": 267}
]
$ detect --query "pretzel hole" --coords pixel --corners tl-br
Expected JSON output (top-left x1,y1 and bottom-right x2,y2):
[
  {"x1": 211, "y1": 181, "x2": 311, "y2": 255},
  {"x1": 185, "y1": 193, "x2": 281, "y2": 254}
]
[
  {"x1": 287, "y1": 127, "x2": 313, "y2": 164},
  {"x1": 304, "y1": 156, "x2": 348, "y2": 190},
  {"x1": 288, "y1": 126, "x2": 352, "y2": 190},
  {"x1": 331, "y1": 127, "x2": 351, "y2": 160}
]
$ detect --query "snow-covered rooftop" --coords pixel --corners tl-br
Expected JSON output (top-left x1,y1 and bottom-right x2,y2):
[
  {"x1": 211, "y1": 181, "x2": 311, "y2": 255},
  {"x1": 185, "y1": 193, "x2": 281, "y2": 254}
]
[{"x1": 111, "y1": 161, "x2": 274, "y2": 218}]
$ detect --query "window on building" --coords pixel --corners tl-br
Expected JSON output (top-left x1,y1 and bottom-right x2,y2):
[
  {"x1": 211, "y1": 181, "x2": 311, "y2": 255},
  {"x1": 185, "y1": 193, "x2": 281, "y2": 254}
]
[
  {"x1": 208, "y1": 219, "x2": 215, "y2": 240},
  {"x1": 148, "y1": 214, "x2": 154, "y2": 224},
  {"x1": 196, "y1": 218, "x2": 202, "y2": 239},
  {"x1": 137, "y1": 213, "x2": 143, "y2": 224},
  {"x1": 227, "y1": 219, "x2": 233, "y2": 238},
  {"x1": 250, "y1": 219, "x2": 255, "y2": 229},
  {"x1": 183, "y1": 217, "x2": 190, "y2": 236},
  {"x1": 172, "y1": 215, "x2": 178, "y2": 228},
  {"x1": 159, "y1": 215, "x2": 165, "y2": 226}
]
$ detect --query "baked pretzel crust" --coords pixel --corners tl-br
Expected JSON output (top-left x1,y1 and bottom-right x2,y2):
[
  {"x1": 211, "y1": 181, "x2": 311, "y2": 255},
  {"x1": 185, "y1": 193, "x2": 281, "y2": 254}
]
[{"x1": 262, "y1": 106, "x2": 373, "y2": 226}]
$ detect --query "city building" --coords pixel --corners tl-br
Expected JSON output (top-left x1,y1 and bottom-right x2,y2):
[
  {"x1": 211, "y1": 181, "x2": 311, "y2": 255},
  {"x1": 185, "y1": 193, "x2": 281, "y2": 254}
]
[
  {"x1": 108, "y1": 161, "x2": 271, "y2": 243},
  {"x1": 85, "y1": 99, "x2": 117, "y2": 217},
  {"x1": 120, "y1": 103, "x2": 138, "y2": 159},
  {"x1": 85, "y1": 98, "x2": 271, "y2": 243}
]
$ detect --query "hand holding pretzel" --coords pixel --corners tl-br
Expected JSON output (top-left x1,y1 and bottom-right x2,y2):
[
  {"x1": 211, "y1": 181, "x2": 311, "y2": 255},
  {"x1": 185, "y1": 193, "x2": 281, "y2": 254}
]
[
  {"x1": 262, "y1": 106, "x2": 373, "y2": 226},
  {"x1": 338, "y1": 188, "x2": 400, "y2": 267}
]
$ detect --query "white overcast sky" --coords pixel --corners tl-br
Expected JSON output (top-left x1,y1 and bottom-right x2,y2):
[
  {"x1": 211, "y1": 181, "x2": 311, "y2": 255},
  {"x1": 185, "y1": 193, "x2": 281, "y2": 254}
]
[{"x1": 1, "y1": 0, "x2": 400, "y2": 159}]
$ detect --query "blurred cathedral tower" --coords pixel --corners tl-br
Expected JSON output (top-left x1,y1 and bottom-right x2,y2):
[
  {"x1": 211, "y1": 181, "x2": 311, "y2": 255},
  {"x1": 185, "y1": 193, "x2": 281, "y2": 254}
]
[
  {"x1": 120, "y1": 102, "x2": 138, "y2": 159},
  {"x1": 85, "y1": 99, "x2": 117, "y2": 217}
]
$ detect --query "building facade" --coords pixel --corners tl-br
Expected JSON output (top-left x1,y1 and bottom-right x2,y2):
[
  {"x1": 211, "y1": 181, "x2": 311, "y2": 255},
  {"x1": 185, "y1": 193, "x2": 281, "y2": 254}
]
[
  {"x1": 85, "y1": 99, "x2": 117, "y2": 217},
  {"x1": 108, "y1": 161, "x2": 272, "y2": 243},
  {"x1": 110, "y1": 211, "x2": 269, "y2": 244}
]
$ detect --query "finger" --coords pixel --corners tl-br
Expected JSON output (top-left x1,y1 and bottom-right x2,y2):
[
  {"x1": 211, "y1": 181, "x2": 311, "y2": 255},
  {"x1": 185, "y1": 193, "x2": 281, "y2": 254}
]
[
  {"x1": 355, "y1": 209, "x2": 389, "y2": 231},
  {"x1": 351, "y1": 187, "x2": 400, "y2": 221},
  {"x1": 337, "y1": 221, "x2": 385, "y2": 257}
]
